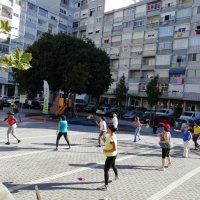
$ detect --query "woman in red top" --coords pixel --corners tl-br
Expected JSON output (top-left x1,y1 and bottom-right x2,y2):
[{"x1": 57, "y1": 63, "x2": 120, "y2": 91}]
[{"x1": 4, "y1": 111, "x2": 20, "y2": 145}]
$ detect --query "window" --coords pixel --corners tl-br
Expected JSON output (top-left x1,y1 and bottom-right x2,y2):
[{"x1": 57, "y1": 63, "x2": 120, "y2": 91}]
[
  {"x1": 188, "y1": 54, "x2": 200, "y2": 61},
  {"x1": 61, "y1": 0, "x2": 68, "y2": 5},
  {"x1": 88, "y1": 32, "x2": 93, "y2": 35},
  {"x1": 165, "y1": 15, "x2": 170, "y2": 21},
  {"x1": 177, "y1": 8, "x2": 191, "y2": 18},
  {"x1": 39, "y1": 8, "x2": 48, "y2": 17},
  {"x1": 158, "y1": 41, "x2": 172, "y2": 49},
  {"x1": 113, "y1": 25, "x2": 122, "y2": 32},
  {"x1": 96, "y1": 30, "x2": 100, "y2": 34},
  {"x1": 74, "y1": 2, "x2": 80, "y2": 8},
  {"x1": 173, "y1": 39, "x2": 188, "y2": 49},
  {"x1": 197, "y1": 6, "x2": 200, "y2": 14},
  {"x1": 123, "y1": 21, "x2": 132, "y2": 28},
  {"x1": 0, "y1": 44, "x2": 9, "y2": 53},
  {"x1": 97, "y1": 5, "x2": 103, "y2": 12},
  {"x1": 96, "y1": 17, "x2": 102, "y2": 23},
  {"x1": 177, "y1": 28, "x2": 186, "y2": 32},
  {"x1": 60, "y1": 9, "x2": 66, "y2": 15},
  {"x1": 159, "y1": 26, "x2": 173, "y2": 36},
  {"x1": 104, "y1": 39, "x2": 109, "y2": 44},
  {"x1": 134, "y1": 19, "x2": 145, "y2": 27},
  {"x1": 190, "y1": 37, "x2": 200, "y2": 46},
  {"x1": 172, "y1": 55, "x2": 186, "y2": 64},
  {"x1": 28, "y1": 2, "x2": 37, "y2": 12},
  {"x1": 73, "y1": 22, "x2": 78, "y2": 28},
  {"x1": 124, "y1": 8, "x2": 134, "y2": 16},
  {"x1": 90, "y1": 8, "x2": 95, "y2": 16},
  {"x1": 147, "y1": 1, "x2": 161, "y2": 12},
  {"x1": 13, "y1": 13, "x2": 19, "y2": 17}
]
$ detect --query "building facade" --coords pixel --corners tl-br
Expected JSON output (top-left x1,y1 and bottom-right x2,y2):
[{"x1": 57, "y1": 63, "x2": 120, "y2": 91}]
[
  {"x1": 99, "y1": 0, "x2": 200, "y2": 111},
  {"x1": 1, "y1": 0, "x2": 200, "y2": 111}
]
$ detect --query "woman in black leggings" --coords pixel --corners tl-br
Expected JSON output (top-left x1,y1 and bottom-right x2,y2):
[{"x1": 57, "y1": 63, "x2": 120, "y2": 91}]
[
  {"x1": 55, "y1": 115, "x2": 70, "y2": 150},
  {"x1": 97, "y1": 124, "x2": 119, "y2": 190}
]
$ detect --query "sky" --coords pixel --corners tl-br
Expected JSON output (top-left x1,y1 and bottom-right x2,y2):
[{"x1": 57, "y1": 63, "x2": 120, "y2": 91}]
[{"x1": 105, "y1": 0, "x2": 133, "y2": 12}]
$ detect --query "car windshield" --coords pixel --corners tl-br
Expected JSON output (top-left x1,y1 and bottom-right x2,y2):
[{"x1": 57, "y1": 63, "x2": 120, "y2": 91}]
[
  {"x1": 157, "y1": 109, "x2": 167, "y2": 113},
  {"x1": 182, "y1": 112, "x2": 193, "y2": 117},
  {"x1": 176, "y1": 119, "x2": 187, "y2": 123}
]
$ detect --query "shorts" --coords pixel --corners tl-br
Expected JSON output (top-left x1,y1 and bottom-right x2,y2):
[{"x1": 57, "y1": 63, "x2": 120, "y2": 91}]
[
  {"x1": 99, "y1": 131, "x2": 106, "y2": 137},
  {"x1": 162, "y1": 148, "x2": 170, "y2": 159}
]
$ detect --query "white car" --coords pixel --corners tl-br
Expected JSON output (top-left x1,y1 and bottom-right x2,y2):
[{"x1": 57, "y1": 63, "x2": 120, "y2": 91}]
[
  {"x1": 96, "y1": 106, "x2": 111, "y2": 116},
  {"x1": 156, "y1": 108, "x2": 173, "y2": 116}
]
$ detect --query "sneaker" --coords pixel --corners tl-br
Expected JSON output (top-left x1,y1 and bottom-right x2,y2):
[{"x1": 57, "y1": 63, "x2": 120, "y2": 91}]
[
  {"x1": 159, "y1": 167, "x2": 165, "y2": 171},
  {"x1": 113, "y1": 175, "x2": 120, "y2": 181},
  {"x1": 18, "y1": 140, "x2": 21, "y2": 143},
  {"x1": 96, "y1": 145, "x2": 101, "y2": 147},
  {"x1": 5, "y1": 142, "x2": 10, "y2": 145},
  {"x1": 54, "y1": 148, "x2": 58, "y2": 151},
  {"x1": 97, "y1": 185, "x2": 108, "y2": 190}
]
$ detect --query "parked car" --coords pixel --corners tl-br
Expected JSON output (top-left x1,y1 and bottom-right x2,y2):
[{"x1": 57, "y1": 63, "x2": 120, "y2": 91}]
[
  {"x1": 0, "y1": 96, "x2": 12, "y2": 107},
  {"x1": 122, "y1": 110, "x2": 143, "y2": 120},
  {"x1": 75, "y1": 99, "x2": 87, "y2": 111},
  {"x1": 96, "y1": 106, "x2": 111, "y2": 116},
  {"x1": 174, "y1": 118, "x2": 196, "y2": 132},
  {"x1": 134, "y1": 106, "x2": 147, "y2": 113},
  {"x1": 179, "y1": 111, "x2": 200, "y2": 121},
  {"x1": 155, "y1": 115, "x2": 177, "y2": 127},
  {"x1": 156, "y1": 108, "x2": 174, "y2": 116},
  {"x1": 84, "y1": 103, "x2": 97, "y2": 113},
  {"x1": 139, "y1": 110, "x2": 156, "y2": 124}
]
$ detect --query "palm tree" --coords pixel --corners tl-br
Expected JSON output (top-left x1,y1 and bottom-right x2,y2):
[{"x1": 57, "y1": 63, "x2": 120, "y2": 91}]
[{"x1": 0, "y1": 20, "x2": 11, "y2": 34}]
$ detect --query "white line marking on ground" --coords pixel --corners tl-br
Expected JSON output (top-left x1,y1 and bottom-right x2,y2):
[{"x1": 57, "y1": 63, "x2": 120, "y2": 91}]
[
  {"x1": 9, "y1": 149, "x2": 156, "y2": 192},
  {"x1": 147, "y1": 166, "x2": 200, "y2": 200}
]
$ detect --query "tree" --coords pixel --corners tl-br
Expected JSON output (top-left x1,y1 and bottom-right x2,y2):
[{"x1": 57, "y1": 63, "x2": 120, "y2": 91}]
[
  {"x1": 13, "y1": 33, "x2": 112, "y2": 96},
  {"x1": 0, "y1": 20, "x2": 32, "y2": 71},
  {"x1": 145, "y1": 75, "x2": 162, "y2": 108},
  {"x1": 115, "y1": 74, "x2": 128, "y2": 105}
]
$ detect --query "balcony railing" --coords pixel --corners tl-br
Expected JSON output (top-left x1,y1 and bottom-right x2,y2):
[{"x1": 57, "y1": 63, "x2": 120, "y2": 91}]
[
  {"x1": 160, "y1": 19, "x2": 175, "y2": 26},
  {"x1": 1, "y1": 11, "x2": 12, "y2": 19},
  {"x1": 169, "y1": 77, "x2": 184, "y2": 85},
  {"x1": 146, "y1": 22, "x2": 159, "y2": 28},
  {"x1": 185, "y1": 78, "x2": 200, "y2": 84},
  {"x1": 183, "y1": 92, "x2": 200, "y2": 101}
]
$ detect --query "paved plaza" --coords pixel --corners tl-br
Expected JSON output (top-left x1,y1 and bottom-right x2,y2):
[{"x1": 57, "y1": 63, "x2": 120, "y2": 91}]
[{"x1": 0, "y1": 111, "x2": 200, "y2": 200}]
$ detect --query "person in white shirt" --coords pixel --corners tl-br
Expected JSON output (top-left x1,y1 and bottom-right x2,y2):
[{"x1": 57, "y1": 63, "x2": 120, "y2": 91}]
[
  {"x1": 112, "y1": 113, "x2": 118, "y2": 130},
  {"x1": 96, "y1": 116, "x2": 107, "y2": 147}
]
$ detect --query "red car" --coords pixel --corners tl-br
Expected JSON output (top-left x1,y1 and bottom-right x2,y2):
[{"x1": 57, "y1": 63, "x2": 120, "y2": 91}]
[{"x1": 155, "y1": 115, "x2": 176, "y2": 127}]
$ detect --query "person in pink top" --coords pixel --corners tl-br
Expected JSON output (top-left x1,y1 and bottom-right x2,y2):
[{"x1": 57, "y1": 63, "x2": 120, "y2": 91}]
[
  {"x1": 132, "y1": 117, "x2": 141, "y2": 142},
  {"x1": 4, "y1": 111, "x2": 20, "y2": 145}
]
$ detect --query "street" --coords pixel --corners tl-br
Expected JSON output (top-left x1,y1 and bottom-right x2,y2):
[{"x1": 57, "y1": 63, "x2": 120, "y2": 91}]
[{"x1": 0, "y1": 112, "x2": 200, "y2": 200}]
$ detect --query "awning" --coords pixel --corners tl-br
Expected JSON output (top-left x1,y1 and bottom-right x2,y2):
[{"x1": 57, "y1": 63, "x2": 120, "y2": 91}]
[{"x1": 169, "y1": 68, "x2": 186, "y2": 74}]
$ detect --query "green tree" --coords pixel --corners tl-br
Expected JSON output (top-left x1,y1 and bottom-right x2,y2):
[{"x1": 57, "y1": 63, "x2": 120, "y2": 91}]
[
  {"x1": 0, "y1": 20, "x2": 32, "y2": 71},
  {"x1": 13, "y1": 33, "x2": 112, "y2": 96},
  {"x1": 115, "y1": 74, "x2": 128, "y2": 105},
  {"x1": 145, "y1": 75, "x2": 162, "y2": 108}
]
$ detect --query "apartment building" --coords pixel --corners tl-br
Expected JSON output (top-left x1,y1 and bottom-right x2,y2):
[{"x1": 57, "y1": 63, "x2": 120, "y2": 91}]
[
  {"x1": 0, "y1": 0, "x2": 76, "y2": 97},
  {"x1": 98, "y1": 0, "x2": 200, "y2": 111}
]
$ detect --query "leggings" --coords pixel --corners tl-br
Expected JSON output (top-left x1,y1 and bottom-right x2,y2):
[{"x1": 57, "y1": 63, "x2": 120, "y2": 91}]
[
  {"x1": 162, "y1": 148, "x2": 170, "y2": 159},
  {"x1": 7, "y1": 124, "x2": 19, "y2": 142},
  {"x1": 104, "y1": 156, "x2": 118, "y2": 185},
  {"x1": 56, "y1": 132, "x2": 70, "y2": 148}
]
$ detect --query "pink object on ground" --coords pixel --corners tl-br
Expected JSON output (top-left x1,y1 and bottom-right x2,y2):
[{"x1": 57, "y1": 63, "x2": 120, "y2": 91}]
[{"x1": 78, "y1": 177, "x2": 85, "y2": 181}]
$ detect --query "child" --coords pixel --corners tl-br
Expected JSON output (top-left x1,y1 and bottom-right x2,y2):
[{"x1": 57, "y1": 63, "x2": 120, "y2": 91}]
[
  {"x1": 4, "y1": 111, "x2": 20, "y2": 145},
  {"x1": 96, "y1": 116, "x2": 107, "y2": 147},
  {"x1": 178, "y1": 124, "x2": 192, "y2": 158},
  {"x1": 132, "y1": 117, "x2": 141, "y2": 142}
]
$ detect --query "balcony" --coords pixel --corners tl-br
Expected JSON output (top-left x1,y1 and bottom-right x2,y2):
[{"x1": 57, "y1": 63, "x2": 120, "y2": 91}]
[
  {"x1": 157, "y1": 49, "x2": 172, "y2": 55},
  {"x1": 187, "y1": 61, "x2": 200, "y2": 68},
  {"x1": 130, "y1": 64, "x2": 141, "y2": 70},
  {"x1": 176, "y1": 16, "x2": 191, "y2": 25},
  {"x1": 1, "y1": 11, "x2": 12, "y2": 19},
  {"x1": 114, "y1": 17, "x2": 123, "y2": 23},
  {"x1": 112, "y1": 30, "x2": 122, "y2": 36},
  {"x1": 140, "y1": 77, "x2": 152, "y2": 83},
  {"x1": 185, "y1": 78, "x2": 200, "y2": 84},
  {"x1": 147, "y1": 10, "x2": 160, "y2": 17},
  {"x1": 159, "y1": 78, "x2": 169, "y2": 83},
  {"x1": 135, "y1": 12, "x2": 146, "y2": 18},
  {"x1": 143, "y1": 50, "x2": 156, "y2": 56},
  {"x1": 128, "y1": 90, "x2": 139, "y2": 95},
  {"x1": 49, "y1": 18, "x2": 58, "y2": 26},
  {"x1": 79, "y1": 25, "x2": 87, "y2": 31},
  {"x1": 26, "y1": 21, "x2": 37, "y2": 29},
  {"x1": 146, "y1": 22, "x2": 159, "y2": 28},
  {"x1": 109, "y1": 54, "x2": 119, "y2": 59},
  {"x1": 160, "y1": 19, "x2": 175, "y2": 26},
  {"x1": 178, "y1": 1, "x2": 192, "y2": 8},
  {"x1": 27, "y1": 8, "x2": 37, "y2": 17},
  {"x1": 167, "y1": 92, "x2": 183, "y2": 99},
  {"x1": 171, "y1": 62, "x2": 187, "y2": 68},
  {"x1": 174, "y1": 31, "x2": 189, "y2": 38},
  {"x1": 183, "y1": 92, "x2": 200, "y2": 101},
  {"x1": 141, "y1": 64, "x2": 155, "y2": 70},
  {"x1": 132, "y1": 38, "x2": 144, "y2": 44},
  {"x1": 170, "y1": 77, "x2": 184, "y2": 85},
  {"x1": 111, "y1": 42, "x2": 121, "y2": 47},
  {"x1": 188, "y1": 46, "x2": 200, "y2": 54},
  {"x1": 129, "y1": 78, "x2": 140, "y2": 83},
  {"x1": 161, "y1": 5, "x2": 176, "y2": 12},
  {"x1": 1, "y1": 0, "x2": 13, "y2": 7}
]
